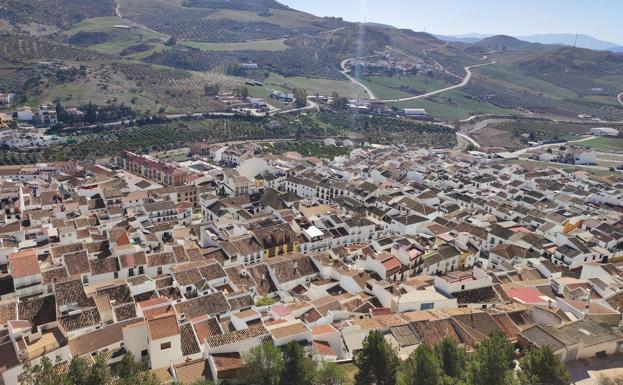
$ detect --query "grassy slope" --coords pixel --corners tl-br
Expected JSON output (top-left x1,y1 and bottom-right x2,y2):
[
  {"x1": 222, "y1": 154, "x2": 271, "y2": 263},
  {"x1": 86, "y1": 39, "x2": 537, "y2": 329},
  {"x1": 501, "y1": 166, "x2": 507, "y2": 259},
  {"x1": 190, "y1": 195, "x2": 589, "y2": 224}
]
[
  {"x1": 579, "y1": 137, "x2": 623, "y2": 152},
  {"x1": 264, "y1": 72, "x2": 366, "y2": 99},
  {"x1": 390, "y1": 90, "x2": 515, "y2": 120},
  {"x1": 65, "y1": 17, "x2": 167, "y2": 55},
  {"x1": 203, "y1": 8, "x2": 324, "y2": 29},
  {"x1": 182, "y1": 39, "x2": 288, "y2": 51}
]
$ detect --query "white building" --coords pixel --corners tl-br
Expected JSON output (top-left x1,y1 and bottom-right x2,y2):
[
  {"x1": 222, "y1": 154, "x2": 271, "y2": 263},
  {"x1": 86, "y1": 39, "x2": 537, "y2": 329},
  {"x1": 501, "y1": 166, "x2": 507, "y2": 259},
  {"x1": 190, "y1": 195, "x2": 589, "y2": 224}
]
[{"x1": 590, "y1": 127, "x2": 619, "y2": 137}]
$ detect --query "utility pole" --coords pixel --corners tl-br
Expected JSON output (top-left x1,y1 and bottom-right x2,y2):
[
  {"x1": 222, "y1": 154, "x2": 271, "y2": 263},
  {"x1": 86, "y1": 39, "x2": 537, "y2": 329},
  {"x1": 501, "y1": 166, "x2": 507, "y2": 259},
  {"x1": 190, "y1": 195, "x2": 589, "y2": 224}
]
[{"x1": 573, "y1": 33, "x2": 578, "y2": 48}]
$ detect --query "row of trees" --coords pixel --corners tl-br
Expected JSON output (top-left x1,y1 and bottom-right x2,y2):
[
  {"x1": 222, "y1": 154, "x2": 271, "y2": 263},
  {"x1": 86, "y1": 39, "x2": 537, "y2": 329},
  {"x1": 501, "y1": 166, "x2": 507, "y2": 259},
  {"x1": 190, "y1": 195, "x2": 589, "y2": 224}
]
[
  {"x1": 241, "y1": 341, "x2": 347, "y2": 385},
  {"x1": 354, "y1": 331, "x2": 570, "y2": 385},
  {"x1": 17, "y1": 333, "x2": 572, "y2": 385},
  {"x1": 18, "y1": 353, "x2": 162, "y2": 385}
]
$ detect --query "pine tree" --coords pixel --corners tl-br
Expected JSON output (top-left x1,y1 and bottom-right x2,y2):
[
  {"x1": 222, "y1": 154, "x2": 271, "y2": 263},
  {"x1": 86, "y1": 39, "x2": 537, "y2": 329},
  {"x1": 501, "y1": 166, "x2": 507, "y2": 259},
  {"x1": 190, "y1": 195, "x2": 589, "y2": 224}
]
[
  {"x1": 355, "y1": 330, "x2": 399, "y2": 385},
  {"x1": 240, "y1": 343, "x2": 284, "y2": 385},
  {"x1": 88, "y1": 354, "x2": 113, "y2": 385},
  {"x1": 293, "y1": 88, "x2": 308, "y2": 108},
  {"x1": 84, "y1": 102, "x2": 97, "y2": 124},
  {"x1": 518, "y1": 346, "x2": 570, "y2": 385},
  {"x1": 435, "y1": 337, "x2": 467, "y2": 379},
  {"x1": 280, "y1": 341, "x2": 315, "y2": 385},
  {"x1": 467, "y1": 332, "x2": 516, "y2": 385},
  {"x1": 316, "y1": 361, "x2": 348, "y2": 385},
  {"x1": 402, "y1": 344, "x2": 442, "y2": 385}
]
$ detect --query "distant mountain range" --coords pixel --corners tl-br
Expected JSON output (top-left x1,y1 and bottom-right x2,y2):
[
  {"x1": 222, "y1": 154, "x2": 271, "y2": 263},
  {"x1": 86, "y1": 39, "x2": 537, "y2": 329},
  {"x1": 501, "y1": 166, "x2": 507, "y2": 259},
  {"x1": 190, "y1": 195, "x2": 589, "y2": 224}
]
[{"x1": 435, "y1": 33, "x2": 623, "y2": 52}]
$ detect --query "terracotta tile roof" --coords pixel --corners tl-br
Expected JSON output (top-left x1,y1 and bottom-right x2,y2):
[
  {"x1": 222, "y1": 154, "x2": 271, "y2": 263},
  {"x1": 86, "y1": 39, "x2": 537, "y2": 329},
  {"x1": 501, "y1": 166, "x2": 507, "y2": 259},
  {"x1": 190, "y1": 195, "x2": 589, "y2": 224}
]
[
  {"x1": 59, "y1": 308, "x2": 101, "y2": 332},
  {"x1": 41, "y1": 266, "x2": 68, "y2": 285},
  {"x1": 114, "y1": 303, "x2": 137, "y2": 322},
  {"x1": 89, "y1": 257, "x2": 120, "y2": 275},
  {"x1": 311, "y1": 324, "x2": 337, "y2": 336},
  {"x1": 246, "y1": 264, "x2": 276, "y2": 296},
  {"x1": 174, "y1": 359, "x2": 211, "y2": 385},
  {"x1": 18, "y1": 295, "x2": 56, "y2": 329},
  {"x1": 193, "y1": 317, "x2": 223, "y2": 343},
  {"x1": 212, "y1": 352, "x2": 242, "y2": 374},
  {"x1": 97, "y1": 284, "x2": 133, "y2": 304},
  {"x1": 180, "y1": 323, "x2": 201, "y2": 356},
  {"x1": 199, "y1": 263, "x2": 226, "y2": 281},
  {"x1": 313, "y1": 340, "x2": 337, "y2": 356},
  {"x1": 269, "y1": 321, "x2": 310, "y2": 340},
  {"x1": 119, "y1": 251, "x2": 147, "y2": 268},
  {"x1": 175, "y1": 292, "x2": 230, "y2": 320},
  {"x1": 147, "y1": 252, "x2": 176, "y2": 267},
  {"x1": 69, "y1": 318, "x2": 140, "y2": 356},
  {"x1": 51, "y1": 242, "x2": 83, "y2": 259},
  {"x1": 0, "y1": 301, "x2": 17, "y2": 324},
  {"x1": 54, "y1": 279, "x2": 95, "y2": 308},
  {"x1": 205, "y1": 325, "x2": 269, "y2": 349},
  {"x1": 8, "y1": 249, "x2": 40, "y2": 278},
  {"x1": 159, "y1": 287, "x2": 183, "y2": 301},
  {"x1": 147, "y1": 313, "x2": 180, "y2": 341},
  {"x1": 63, "y1": 251, "x2": 90, "y2": 276}
]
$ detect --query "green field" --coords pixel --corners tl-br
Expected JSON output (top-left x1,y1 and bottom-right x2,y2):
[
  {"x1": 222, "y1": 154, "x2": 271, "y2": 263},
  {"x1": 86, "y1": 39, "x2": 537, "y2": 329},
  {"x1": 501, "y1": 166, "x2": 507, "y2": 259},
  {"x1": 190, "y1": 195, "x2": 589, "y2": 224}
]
[
  {"x1": 182, "y1": 39, "x2": 288, "y2": 52},
  {"x1": 365, "y1": 74, "x2": 453, "y2": 94},
  {"x1": 203, "y1": 8, "x2": 328, "y2": 29},
  {"x1": 246, "y1": 72, "x2": 366, "y2": 102},
  {"x1": 356, "y1": 77, "x2": 413, "y2": 100},
  {"x1": 389, "y1": 90, "x2": 515, "y2": 120},
  {"x1": 65, "y1": 17, "x2": 166, "y2": 55},
  {"x1": 476, "y1": 64, "x2": 578, "y2": 99},
  {"x1": 264, "y1": 73, "x2": 366, "y2": 99},
  {"x1": 578, "y1": 137, "x2": 623, "y2": 152}
]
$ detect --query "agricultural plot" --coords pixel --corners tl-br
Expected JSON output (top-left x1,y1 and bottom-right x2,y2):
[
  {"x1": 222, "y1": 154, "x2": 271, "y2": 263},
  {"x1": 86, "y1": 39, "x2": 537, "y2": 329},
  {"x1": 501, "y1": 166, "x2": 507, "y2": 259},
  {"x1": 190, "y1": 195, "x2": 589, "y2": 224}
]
[
  {"x1": 65, "y1": 17, "x2": 167, "y2": 55},
  {"x1": 15, "y1": 117, "x2": 292, "y2": 163},
  {"x1": 1, "y1": 0, "x2": 116, "y2": 30},
  {"x1": 0, "y1": 34, "x2": 108, "y2": 63},
  {"x1": 263, "y1": 72, "x2": 366, "y2": 99},
  {"x1": 578, "y1": 137, "x2": 623, "y2": 152},
  {"x1": 182, "y1": 39, "x2": 288, "y2": 52},
  {"x1": 390, "y1": 90, "x2": 515, "y2": 120}
]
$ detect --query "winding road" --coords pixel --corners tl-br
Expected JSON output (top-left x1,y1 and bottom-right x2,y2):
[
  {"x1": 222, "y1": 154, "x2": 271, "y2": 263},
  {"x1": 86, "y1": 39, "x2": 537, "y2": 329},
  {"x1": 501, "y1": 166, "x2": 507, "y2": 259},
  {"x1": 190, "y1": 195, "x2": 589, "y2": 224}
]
[
  {"x1": 341, "y1": 56, "x2": 495, "y2": 103},
  {"x1": 618, "y1": 91, "x2": 623, "y2": 108},
  {"x1": 115, "y1": 2, "x2": 122, "y2": 18},
  {"x1": 382, "y1": 62, "x2": 495, "y2": 103},
  {"x1": 340, "y1": 58, "x2": 377, "y2": 100}
]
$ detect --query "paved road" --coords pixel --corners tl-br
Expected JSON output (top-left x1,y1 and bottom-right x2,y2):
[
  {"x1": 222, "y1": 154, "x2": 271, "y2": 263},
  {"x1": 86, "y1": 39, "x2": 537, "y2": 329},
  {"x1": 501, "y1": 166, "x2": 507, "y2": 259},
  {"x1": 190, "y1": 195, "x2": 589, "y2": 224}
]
[
  {"x1": 456, "y1": 132, "x2": 480, "y2": 149},
  {"x1": 511, "y1": 135, "x2": 597, "y2": 156},
  {"x1": 274, "y1": 99, "x2": 318, "y2": 115},
  {"x1": 380, "y1": 62, "x2": 495, "y2": 103},
  {"x1": 340, "y1": 58, "x2": 377, "y2": 100}
]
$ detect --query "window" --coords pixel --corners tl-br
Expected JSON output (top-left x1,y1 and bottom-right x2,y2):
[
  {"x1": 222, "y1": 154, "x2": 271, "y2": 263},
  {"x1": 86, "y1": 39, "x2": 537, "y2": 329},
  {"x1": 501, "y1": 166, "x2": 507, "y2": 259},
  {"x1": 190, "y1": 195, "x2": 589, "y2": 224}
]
[
  {"x1": 160, "y1": 342, "x2": 171, "y2": 350},
  {"x1": 420, "y1": 303, "x2": 434, "y2": 310}
]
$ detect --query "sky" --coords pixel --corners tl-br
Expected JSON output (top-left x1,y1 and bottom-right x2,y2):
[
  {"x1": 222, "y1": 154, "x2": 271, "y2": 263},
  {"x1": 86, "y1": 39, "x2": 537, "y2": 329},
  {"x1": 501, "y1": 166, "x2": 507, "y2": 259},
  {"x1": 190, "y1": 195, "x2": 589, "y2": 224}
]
[{"x1": 280, "y1": 0, "x2": 623, "y2": 45}]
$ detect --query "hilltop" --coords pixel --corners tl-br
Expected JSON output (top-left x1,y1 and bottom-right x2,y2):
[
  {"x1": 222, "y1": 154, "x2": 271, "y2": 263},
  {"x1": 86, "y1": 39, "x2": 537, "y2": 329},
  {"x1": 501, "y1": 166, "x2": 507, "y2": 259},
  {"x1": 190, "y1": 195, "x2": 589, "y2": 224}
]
[{"x1": 0, "y1": 0, "x2": 621, "y2": 121}]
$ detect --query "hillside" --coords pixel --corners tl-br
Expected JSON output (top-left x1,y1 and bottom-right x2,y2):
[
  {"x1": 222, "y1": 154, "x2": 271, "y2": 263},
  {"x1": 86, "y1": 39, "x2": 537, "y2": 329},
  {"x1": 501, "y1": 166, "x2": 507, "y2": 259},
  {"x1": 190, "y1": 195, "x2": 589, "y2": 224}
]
[
  {"x1": 472, "y1": 35, "x2": 542, "y2": 51},
  {"x1": 0, "y1": 0, "x2": 621, "y2": 121}
]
